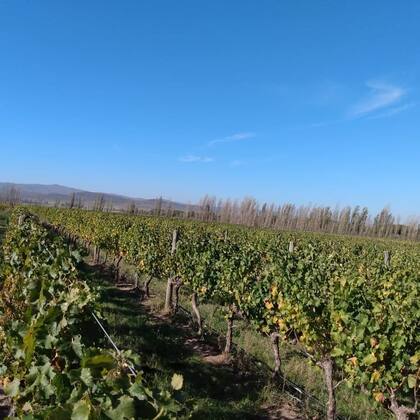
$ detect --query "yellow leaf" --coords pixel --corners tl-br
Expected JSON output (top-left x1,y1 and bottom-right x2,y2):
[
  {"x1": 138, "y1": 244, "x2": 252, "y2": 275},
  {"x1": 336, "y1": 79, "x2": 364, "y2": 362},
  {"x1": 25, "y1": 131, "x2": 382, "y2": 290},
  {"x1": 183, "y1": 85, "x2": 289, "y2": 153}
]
[
  {"x1": 409, "y1": 353, "x2": 419, "y2": 365},
  {"x1": 265, "y1": 300, "x2": 274, "y2": 310},
  {"x1": 373, "y1": 392, "x2": 384, "y2": 403},
  {"x1": 171, "y1": 373, "x2": 183, "y2": 391},
  {"x1": 370, "y1": 370, "x2": 381, "y2": 382},
  {"x1": 348, "y1": 356, "x2": 358, "y2": 366}
]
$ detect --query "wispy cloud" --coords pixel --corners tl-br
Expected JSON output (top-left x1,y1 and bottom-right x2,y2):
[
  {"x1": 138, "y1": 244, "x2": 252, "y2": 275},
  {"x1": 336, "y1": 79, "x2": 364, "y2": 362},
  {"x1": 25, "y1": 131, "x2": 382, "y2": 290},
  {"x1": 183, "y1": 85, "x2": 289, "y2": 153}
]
[
  {"x1": 349, "y1": 81, "x2": 406, "y2": 118},
  {"x1": 367, "y1": 102, "x2": 416, "y2": 120},
  {"x1": 208, "y1": 132, "x2": 256, "y2": 146},
  {"x1": 308, "y1": 80, "x2": 411, "y2": 128},
  {"x1": 179, "y1": 155, "x2": 214, "y2": 163}
]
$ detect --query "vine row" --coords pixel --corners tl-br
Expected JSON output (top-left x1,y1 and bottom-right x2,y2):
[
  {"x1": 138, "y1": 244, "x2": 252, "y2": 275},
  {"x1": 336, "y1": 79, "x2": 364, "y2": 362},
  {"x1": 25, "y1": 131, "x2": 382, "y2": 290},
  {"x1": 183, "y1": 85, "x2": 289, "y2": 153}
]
[{"x1": 32, "y1": 207, "x2": 419, "y2": 420}]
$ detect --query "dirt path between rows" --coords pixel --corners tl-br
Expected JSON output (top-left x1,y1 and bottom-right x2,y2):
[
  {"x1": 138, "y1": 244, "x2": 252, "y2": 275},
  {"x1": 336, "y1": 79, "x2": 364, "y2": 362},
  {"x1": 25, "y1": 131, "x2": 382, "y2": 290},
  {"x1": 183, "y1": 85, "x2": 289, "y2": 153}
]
[{"x1": 110, "y1": 277, "x2": 304, "y2": 420}]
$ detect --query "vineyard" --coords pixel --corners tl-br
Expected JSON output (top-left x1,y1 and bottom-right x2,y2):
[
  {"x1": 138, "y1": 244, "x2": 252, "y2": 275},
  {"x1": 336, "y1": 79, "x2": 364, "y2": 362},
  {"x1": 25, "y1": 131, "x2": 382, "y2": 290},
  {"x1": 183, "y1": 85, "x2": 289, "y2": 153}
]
[
  {"x1": 0, "y1": 206, "x2": 419, "y2": 419},
  {"x1": 0, "y1": 209, "x2": 184, "y2": 419}
]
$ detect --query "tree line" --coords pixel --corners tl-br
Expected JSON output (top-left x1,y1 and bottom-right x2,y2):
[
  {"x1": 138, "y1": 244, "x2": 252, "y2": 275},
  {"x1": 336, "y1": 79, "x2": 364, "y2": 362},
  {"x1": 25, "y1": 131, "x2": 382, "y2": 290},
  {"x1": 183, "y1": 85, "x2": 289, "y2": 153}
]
[
  {"x1": 189, "y1": 195, "x2": 420, "y2": 241},
  {"x1": 1, "y1": 187, "x2": 418, "y2": 241},
  {"x1": 80, "y1": 193, "x2": 420, "y2": 241}
]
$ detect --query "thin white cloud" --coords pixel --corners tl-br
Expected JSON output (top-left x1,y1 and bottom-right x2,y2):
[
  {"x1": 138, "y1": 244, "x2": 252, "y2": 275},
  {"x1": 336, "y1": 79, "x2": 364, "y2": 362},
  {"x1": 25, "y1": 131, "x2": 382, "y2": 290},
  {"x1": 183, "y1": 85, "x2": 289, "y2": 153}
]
[
  {"x1": 208, "y1": 132, "x2": 256, "y2": 146},
  {"x1": 349, "y1": 81, "x2": 406, "y2": 117},
  {"x1": 309, "y1": 80, "x2": 411, "y2": 127},
  {"x1": 367, "y1": 102, "x2": 416, "y2": 120},
  {"x1": 179, "y1": 155, "x2": 214, "y2": 163}
]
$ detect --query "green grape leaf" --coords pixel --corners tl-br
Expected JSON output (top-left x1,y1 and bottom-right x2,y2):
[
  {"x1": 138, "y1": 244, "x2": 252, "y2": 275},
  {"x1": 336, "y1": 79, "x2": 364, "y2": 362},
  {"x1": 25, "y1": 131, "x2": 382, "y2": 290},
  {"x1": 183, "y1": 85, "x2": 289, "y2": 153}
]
[
  {"x1": 129, "y1": 381, "x2": 147, "y2": 400},
  {"x1": 106, "y1": 395, "x2": 135, "y2": 420},
  {"x1": 81, "y1": 353, "x2": 116, "y2": 369},
  {"x1": 407, "y1": 374, "x2": 417, "y2": 389},
  {"x1": 362, "y1": 353, "x2": 377, "y2": 366},
  {"x1": 4, "y1": 378, "x2": 20, "y2": 397},
  {"x1": 71, "y1": 398, "x2": 91, "y2": 420}
]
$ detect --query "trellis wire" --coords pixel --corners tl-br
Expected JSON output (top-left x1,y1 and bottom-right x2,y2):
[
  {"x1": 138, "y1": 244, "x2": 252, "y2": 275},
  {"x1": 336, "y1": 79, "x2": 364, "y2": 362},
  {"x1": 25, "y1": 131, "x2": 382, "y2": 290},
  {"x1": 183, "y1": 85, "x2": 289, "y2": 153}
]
[{"x1": 91, "y1": 311, "x2": 137, "y2": 376}]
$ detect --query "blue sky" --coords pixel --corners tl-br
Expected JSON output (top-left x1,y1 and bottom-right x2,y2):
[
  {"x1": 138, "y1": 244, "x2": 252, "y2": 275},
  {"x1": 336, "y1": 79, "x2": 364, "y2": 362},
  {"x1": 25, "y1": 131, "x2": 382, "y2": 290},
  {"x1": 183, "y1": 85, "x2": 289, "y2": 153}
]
[{"x1": 0, "y1": 1, "x2": 419, "y2": 217}]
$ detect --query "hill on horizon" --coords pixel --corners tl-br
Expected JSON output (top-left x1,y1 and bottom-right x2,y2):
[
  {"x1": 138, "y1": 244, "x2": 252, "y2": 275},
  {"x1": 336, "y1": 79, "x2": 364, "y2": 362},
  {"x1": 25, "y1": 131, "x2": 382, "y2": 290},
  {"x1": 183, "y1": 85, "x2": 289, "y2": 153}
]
[{"x1": 0, "y1": 182, "x2": 189, "y2": 211}]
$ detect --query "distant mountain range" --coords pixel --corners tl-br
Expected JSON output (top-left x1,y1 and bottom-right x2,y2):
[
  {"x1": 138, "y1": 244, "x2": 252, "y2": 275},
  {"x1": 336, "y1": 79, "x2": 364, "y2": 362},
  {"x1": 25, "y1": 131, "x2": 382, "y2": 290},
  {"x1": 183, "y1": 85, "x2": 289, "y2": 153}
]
[{"x1": 0, "y1": 182, "x2": 190, "y2": 211}]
